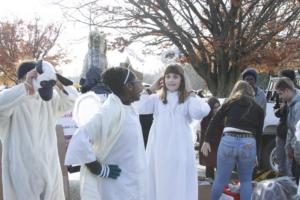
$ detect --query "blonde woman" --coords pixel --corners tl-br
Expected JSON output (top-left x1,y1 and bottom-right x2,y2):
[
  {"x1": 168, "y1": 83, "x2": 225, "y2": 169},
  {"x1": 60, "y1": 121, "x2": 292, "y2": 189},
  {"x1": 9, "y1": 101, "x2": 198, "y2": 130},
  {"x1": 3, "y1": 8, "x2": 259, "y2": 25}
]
[{"x1": 201, "y1": 80, "x2": 264, "y2": 200}]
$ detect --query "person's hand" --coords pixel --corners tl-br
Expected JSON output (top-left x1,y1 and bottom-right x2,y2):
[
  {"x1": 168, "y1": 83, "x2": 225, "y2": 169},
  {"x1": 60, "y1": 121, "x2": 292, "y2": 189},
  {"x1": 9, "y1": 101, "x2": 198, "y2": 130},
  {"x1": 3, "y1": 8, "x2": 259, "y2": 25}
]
[
  {"x1": 98, "y1": 164, "x2": 121, "y2": 179},
  {"x1": 55, "y1": 80, "x2": 69, "y2": 95},
  {"x1": 149, "y1": 76, "x2": 164, "y2": 92},
  {"x1": 201, "y1": 142, "x2": 211, "y2": 157},
  {"x1": 24, "y1": 69, "x2": 38, "y2": 95},
  {"x1": 56, "y1": 80, "x2": 64, "y2": 90}
]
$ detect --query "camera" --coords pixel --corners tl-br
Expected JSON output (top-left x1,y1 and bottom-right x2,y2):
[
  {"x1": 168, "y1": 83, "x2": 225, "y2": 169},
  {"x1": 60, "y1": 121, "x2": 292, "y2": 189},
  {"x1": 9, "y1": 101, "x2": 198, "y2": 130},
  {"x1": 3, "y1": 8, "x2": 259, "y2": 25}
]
[{"x1": 273, "y1": 92, "x2": 280, "y2": 110}]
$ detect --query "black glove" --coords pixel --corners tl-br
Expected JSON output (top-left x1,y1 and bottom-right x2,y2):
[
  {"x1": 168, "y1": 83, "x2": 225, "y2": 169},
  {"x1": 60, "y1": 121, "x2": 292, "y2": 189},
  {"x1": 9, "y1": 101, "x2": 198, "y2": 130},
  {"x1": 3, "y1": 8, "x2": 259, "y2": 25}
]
[{"x1": 98, "y1": 164, "x2": 121, "y2": 179}]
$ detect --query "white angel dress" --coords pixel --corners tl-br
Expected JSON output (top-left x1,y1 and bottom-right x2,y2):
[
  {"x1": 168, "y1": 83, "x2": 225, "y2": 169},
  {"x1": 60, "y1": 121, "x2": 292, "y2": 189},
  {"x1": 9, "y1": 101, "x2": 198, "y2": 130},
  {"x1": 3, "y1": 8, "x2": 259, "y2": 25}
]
[{"x1": 136, "y1": 91, "x2": 210, "y2": 200}]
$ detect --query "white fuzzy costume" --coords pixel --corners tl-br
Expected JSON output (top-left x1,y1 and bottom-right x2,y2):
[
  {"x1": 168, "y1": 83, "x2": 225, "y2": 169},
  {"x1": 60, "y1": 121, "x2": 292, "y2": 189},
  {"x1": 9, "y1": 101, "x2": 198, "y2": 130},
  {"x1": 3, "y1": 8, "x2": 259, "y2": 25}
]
[{"x1": 0, "y1": 83, "x2": 78, "y2": 200}]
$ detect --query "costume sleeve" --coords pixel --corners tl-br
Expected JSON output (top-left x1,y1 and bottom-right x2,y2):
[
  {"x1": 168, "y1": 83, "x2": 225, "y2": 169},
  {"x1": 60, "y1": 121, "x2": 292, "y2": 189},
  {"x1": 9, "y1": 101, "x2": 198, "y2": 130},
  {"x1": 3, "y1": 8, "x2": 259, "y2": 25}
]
[
  {"x1": 187, "y1": 96, "x2": 210, "y2": 120},
  {"x1": 0, "y1": 84, "x2": 27, "y2": 122},
  {"x1": 64, "y1": 112, "x2": 101, "y2": 166},
  {"x1": 134, "y1": 93, "x2": 158, "y2": 115},
  {"x1": 204, "y1": 103, "x2": 227, "y2": 143},
  {"x1": 52, "y1": 85, "x2": 79, "y2": 117}
]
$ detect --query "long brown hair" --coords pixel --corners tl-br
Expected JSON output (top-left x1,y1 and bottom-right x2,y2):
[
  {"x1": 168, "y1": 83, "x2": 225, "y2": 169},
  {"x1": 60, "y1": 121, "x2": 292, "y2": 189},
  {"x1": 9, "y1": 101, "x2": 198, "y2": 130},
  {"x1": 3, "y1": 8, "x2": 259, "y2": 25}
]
[
  {"x1": 160, "y1": 64, "x2": 189, "y2": 104},
  {"x1": 225, "y1": 80, "x2": 255, "y2": 119},
  {"x1": 227, "y1": 80, "x2": 255, "y2": 101}
]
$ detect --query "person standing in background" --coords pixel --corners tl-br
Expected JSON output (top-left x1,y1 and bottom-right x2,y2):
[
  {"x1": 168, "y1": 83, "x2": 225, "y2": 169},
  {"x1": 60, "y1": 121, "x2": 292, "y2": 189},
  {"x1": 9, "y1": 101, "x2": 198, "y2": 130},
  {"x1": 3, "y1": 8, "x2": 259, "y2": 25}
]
[
  {"x1": 201, "y1": 81, "x2": 264, "y2": 200},
  {"x1": 275, "y1": 77, "x2": 300, "y2": 183},
  {"x1": 273, "y1": 69, "x2": 300, "y2": 176},
  {"x1": 242, "y1": 68, "x2": 267, "y2": 114},
  {"x1": 199, "y1": 97, "x2": 223, "y2": 179}
]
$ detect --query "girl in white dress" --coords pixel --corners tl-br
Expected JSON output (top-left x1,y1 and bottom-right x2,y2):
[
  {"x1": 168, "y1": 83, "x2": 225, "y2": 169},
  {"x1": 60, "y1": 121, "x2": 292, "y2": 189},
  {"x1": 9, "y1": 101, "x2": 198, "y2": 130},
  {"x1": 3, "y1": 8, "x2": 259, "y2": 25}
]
[{"x1": 137, "y1": 64, "x2": 210, "y2": 200}]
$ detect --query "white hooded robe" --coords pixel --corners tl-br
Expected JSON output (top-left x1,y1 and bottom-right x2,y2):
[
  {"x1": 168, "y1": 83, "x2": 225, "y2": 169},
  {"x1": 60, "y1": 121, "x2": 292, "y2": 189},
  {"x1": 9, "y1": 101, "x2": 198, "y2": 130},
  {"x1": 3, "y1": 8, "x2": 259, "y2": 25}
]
[
  {"x1": 137, "y1": 92, "x2": 210, "y2": 200},
  {"x1": 65, "y1": 94, "x2": 147, "y2": 200}
]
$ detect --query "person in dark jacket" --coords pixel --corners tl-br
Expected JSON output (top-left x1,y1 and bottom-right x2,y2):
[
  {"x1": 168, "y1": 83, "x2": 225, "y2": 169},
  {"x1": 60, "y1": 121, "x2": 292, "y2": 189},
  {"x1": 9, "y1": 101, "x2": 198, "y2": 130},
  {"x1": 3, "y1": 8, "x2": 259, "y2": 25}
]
[
  {"x1": 201, "y1": 80, "x2": 264, "y2": 200},
  {"x1": 199, "y1": 97, "x2": 223, "y2": 179},
  {"x1": 80, "y1": 67, "x2": 111, "y2": 95}
]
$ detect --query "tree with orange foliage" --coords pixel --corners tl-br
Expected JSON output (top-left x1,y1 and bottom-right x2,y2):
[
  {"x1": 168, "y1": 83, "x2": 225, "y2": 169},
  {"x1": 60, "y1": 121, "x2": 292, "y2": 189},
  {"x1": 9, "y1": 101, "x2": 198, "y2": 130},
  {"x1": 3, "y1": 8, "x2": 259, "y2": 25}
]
[
  {"x1": 57, "y1": 0, "x2": 300, "y2": 96},
  {"x1": 0, "y1": 18, "x2": 69, "y2": 83}
]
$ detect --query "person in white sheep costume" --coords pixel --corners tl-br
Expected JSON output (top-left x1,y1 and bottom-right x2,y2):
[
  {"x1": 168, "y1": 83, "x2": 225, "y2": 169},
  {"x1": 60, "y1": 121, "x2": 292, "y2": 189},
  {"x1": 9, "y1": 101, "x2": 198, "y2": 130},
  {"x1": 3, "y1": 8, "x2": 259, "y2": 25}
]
[{"x1": 0, "y1": 60, "x2": 78, "y2": 200}]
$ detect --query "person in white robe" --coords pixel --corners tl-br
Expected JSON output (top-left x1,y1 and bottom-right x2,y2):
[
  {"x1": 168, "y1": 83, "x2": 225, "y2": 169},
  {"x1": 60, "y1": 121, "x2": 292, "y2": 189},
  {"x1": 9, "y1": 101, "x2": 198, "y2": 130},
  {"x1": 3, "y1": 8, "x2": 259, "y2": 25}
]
[
  {"x1": 136, "y1": 64, "x2": 210, "y2": 200},
  {"x1": 0, "y1": 61, "x2": 78, "y2": 200},
  {"x1": 65, "y1": 67, "x2": 147, "y2": 200}
]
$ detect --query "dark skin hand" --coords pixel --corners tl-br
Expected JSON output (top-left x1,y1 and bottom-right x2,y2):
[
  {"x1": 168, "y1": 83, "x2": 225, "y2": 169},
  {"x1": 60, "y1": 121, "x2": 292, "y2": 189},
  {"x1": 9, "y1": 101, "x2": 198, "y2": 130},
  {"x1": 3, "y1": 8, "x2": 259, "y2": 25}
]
[{"x1": 86, "y1": 160, "x2": 102, "y2": 175}]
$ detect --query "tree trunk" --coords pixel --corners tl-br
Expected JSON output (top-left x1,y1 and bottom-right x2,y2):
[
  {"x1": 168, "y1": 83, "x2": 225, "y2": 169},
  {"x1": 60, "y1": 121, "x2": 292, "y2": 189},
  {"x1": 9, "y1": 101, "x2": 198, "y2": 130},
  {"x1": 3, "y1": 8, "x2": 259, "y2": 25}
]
[
  {"x1": 189, "y1": 43, "x2": 242, "y2": 98},
  {"x1": 204, "y1": 74, "x2": 237, "y2": 98},
  {"x1": 200, "y1": 65, "x2": 240, "y2": 98}
]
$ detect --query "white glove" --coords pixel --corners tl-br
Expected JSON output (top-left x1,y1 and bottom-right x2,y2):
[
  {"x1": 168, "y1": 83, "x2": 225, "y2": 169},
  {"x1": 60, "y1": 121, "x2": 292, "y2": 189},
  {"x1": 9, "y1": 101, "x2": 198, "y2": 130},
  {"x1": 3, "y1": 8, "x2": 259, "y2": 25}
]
[{"x1": 201, "y1": 142, "x2": 211, "y2": 157}]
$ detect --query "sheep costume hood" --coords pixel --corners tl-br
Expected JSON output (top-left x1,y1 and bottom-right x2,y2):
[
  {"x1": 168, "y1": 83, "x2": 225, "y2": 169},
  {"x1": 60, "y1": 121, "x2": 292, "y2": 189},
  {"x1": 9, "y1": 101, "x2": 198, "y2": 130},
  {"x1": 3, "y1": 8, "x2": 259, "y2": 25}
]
[{"x1": 18, "y1": 60, "x2": 73, "y2": 101}]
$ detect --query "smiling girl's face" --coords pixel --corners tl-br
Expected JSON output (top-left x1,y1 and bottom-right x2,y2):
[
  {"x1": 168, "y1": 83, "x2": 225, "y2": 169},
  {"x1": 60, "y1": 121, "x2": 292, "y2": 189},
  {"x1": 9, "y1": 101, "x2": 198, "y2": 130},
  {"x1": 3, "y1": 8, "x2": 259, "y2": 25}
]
[{"x1": 164, "y1": 72, "x2": 182, "y2": 92}]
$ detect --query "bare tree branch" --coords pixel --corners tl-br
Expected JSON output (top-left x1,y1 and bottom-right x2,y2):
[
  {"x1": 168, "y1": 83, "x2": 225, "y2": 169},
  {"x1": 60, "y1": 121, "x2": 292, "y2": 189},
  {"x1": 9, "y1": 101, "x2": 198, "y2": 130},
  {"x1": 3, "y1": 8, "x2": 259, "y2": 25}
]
[{"x1": 55, "y1": 0, "x2": 300, "y2": 96}]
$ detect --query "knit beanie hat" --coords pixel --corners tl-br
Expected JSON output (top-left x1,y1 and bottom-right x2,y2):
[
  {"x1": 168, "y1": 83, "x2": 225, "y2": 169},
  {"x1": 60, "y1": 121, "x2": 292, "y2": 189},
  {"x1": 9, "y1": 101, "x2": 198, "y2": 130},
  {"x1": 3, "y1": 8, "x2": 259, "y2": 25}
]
[
  {"x1": 16, "y1": 61, "x2": 36, "y2": 80},
  {"x1": 242, "y1": 68, "x2": 257, "y2": 81}
]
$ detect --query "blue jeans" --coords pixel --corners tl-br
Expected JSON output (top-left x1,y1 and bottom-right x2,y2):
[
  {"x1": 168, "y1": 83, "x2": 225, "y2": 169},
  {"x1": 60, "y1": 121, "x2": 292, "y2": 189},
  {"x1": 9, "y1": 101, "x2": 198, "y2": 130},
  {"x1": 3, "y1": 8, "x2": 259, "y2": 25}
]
[{"x1": 211, "y1": 135, "x2": 256, "y2": 200}]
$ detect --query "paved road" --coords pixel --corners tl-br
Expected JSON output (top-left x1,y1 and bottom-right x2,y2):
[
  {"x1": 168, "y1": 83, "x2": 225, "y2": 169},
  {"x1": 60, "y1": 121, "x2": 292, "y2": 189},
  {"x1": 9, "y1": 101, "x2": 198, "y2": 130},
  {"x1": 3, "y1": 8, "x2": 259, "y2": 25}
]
[{"x1": 69, "y1": 172, "x2": 80, "y2": 200}]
